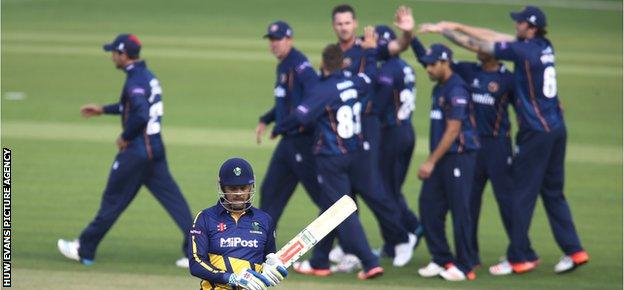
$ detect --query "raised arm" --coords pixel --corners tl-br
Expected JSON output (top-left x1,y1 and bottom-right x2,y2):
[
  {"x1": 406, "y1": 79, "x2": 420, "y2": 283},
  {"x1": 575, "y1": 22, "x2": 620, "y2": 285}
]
[
  {"x1": 386, "y1": 6, "x2": 414, "y2": 56},
  {"x1": 441, "y1": 29, "x2": 495, "y2": 55},
  {"x1": 438, "y1": 21, "x2": 515, "y2": 42}
]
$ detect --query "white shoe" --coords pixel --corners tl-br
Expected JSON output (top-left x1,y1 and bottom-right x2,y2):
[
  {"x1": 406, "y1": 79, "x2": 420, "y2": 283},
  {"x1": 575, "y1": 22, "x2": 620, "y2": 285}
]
[
  {"x1": 328, "y1": 246, "x2": 345, "y2": 264},
  {"x1": 176, "y1": 257, "x2": 189, "y2": 268},
  {"x1": 489, "y1": 259, "x2": 513, "y2": 276},
  {"x1": 392, "y1": 233, "x2": 416, "y2": 267},
  {"x1": 440, "y1": 265, "x2": 466, "y2": 281},
  {"x1": 418, "y1": 261, "x2": 444, "y2": 278},
  {"x1": 57, "y1": 239, "x2": 80, "y2": 261},
  {"x1": 554, "y1": 256, "x2": 573, "y2": 273},
  {"x1": 330, "y1": 254, "x2": 361, "y2": 273}
]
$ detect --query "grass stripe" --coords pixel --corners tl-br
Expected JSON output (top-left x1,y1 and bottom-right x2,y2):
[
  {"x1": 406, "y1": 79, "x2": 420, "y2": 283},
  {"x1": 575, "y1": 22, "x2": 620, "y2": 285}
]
[
  {"x1": 2, "y1": 121, "x2": 621, "y2": 165},
  {"x1": 3, "y1": 44, "x2": 621, "y2": 77}
]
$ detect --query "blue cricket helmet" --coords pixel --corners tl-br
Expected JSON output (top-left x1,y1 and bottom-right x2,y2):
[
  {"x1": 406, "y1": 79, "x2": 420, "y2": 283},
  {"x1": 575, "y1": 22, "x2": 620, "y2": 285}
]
[{"x1": 217, "y1": 157, "x2": 255, "y2": 212}]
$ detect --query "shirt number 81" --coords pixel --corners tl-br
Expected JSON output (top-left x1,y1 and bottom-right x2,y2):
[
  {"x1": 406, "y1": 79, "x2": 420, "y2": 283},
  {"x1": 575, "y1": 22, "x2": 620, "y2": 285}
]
[{"x1": 336, "y1": 101, "x2": 362, "y2": 139}]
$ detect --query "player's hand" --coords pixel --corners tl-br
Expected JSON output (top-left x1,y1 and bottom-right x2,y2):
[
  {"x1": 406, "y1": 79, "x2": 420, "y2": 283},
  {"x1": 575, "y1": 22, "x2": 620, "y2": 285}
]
[
  {"x1": 80, "y1": 104, "x2": 103, "y2": 118},
  {"x1": 394, "y1": 5, "x2": 414, "y2": 32},
  {"x1": 418, "y1": 160, "x2": 435, "y2": 180},
  {"x1": 229, "y1": 268, "x2": 270, "y2": 290},
  {"x1": 418, "y1": 23, "x2": 443, "y2": 34},
  {"x1": 361, "y1": 26, "x2": 378, "y2": 49},
  {"x1": 255, "y1": 122, "x2": 267, "y2": 144},
  {"x1": 116, "y1": 136, "x2": 129, "y2": 151},
  {"x1": 262, "y1": 253, "x2": 288, "y2": 286}
]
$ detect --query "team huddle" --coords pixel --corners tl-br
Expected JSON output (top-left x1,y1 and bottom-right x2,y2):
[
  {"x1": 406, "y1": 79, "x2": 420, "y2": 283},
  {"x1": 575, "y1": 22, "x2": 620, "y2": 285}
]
[{"x1": 55, "y1": 3, "x2": 589, "y2": 289}]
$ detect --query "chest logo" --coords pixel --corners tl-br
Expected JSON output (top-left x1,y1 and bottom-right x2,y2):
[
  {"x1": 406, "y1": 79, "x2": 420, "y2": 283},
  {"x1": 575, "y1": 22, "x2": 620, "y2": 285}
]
[
  {"x1": 250, "y1": 221, "x2": 263, "y2": 235},
  {"x1": 488, "y1": 81, "x2": 499, "y2": 93},
  {"x1": 217, "y1": 222, "x2": 227, "y2": 232},
  {"x1": 342, "y1": 57, "x2": 352, "y2": 68}
]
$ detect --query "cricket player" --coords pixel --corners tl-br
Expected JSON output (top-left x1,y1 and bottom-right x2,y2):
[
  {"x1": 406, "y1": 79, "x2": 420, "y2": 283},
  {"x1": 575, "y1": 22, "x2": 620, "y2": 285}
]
[
  {"x1": 326, "y1": 4, "x2": 419, "y2": 270},
  {"x1": 414, "y1": 25, "x2": 517, "y2": 266},
  {"x1": 273, "y1": 34, "x2": 405, "y2": 279},
  {"x1": 373, "y1": 25, "x2": 422, "y2": 259},
  {"x1": 433, "y1": 5, "x2": 589, "y2": 275},
  {"x1": 57, "y1": 34, "x2": 194, "y2": 267},
  {"x1": 188, "y1": 158, "x2": 288, "y2": 290},
  {"x1": 410, "y1": 41, "x2": 480, "y2": 281},
  {"x1": 255, "y1": 20, "x2": 324, "y2": 228}
]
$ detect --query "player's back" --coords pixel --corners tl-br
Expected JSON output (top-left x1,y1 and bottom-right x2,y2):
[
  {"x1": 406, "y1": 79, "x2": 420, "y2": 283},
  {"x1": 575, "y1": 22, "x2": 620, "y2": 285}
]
[
  {"x1": 121, "y1": 61, "x2": 166, "y2": 159},
  {"x1": 313, "y1": 70, "x2": 368, "y2": 156},
  {"x1": 496, "y1": 37, "x2": 563, "y2": 132},
  {"x1": 377, "y1": 57, "x2": 416, "y2": 127}
]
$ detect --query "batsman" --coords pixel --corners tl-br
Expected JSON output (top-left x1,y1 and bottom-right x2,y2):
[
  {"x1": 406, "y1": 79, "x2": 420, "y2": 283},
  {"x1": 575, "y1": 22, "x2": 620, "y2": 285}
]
[{"x1": 188, "y1": 157, "x2": 288, "y2": 290}]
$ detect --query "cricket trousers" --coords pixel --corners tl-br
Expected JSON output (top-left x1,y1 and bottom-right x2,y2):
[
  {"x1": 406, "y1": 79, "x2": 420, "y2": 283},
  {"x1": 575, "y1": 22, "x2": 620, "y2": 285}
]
[
  {"x1": 379, "y1": 123, "x2": 421, "y2": 257},
  {"x1": 78, "y1": 151, "x2": 193, "y2": 260},
  {"x1": 419, "y1": 152, "x2": 477, "y2": 274},
  {"x1": 259, "y1": 133, "x2": 324, "y2": 227},
  {"x1": 507, "y1": 126, "x2": 584, "y2": 263},
  {"x1": 309, "y1": 153, "x2": 381, "y2": 271},
  {"x1": 470, "y1": 136, "x2": 514, "y2": 265}
]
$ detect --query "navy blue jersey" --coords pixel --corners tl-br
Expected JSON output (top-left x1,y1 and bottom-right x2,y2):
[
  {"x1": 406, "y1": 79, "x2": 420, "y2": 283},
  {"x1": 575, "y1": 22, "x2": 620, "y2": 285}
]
[
  {"x1": 341, "y1": 39, "x2": 391, "y2": 116},
  {"x1": 188, "y1": 203, "x2": 276, "y2": 290},
  {"x1": 494, "y1": 37, "x2": 564, "y2": 132},
  {"x1": 102, "y1": 61, "x2": 165, "y2": 159},
  {"x1": 452, "y1": 62, "x2": 514, "y2": 137},
  {"x1": 429, "y1": 74, "x2": 480, "y2": 153},
  {"x1": 259, "y1": 48, "x2": 319, "y2": 135},
  {"x1": 273, "y1": 48, "x2": 378, "y2": 155},
  {"x1": 375, "y1": 56, "x2": 416, "y2": 127}
]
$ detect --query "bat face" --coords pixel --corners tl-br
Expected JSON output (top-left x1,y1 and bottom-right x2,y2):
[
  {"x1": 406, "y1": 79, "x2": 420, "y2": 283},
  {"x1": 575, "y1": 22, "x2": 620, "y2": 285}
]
[{"x1": 276, "y1": 195, "x2": 357, "y2": 268}]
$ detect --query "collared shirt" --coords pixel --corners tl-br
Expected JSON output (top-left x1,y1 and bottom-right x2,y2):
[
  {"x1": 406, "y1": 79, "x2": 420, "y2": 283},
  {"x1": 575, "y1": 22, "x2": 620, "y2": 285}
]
[
  {"x1": 102, "y1": 60, "x2": 165, "y2": 159},
  {"x1": 188, "y1": 203, "x2": 275, "y2": 290},
  {"x1": 429, "y1": 73, "x2": 480, "y2": 153},
  {"x1": 259, "y1": 48, "x2": 319, "y2": 136},
  {"x1": 494, "y1": 37, "x2": 564, "y2": 132},
  {"x1": 452, "y1": 62, "x2": 515, "y2": 137}
]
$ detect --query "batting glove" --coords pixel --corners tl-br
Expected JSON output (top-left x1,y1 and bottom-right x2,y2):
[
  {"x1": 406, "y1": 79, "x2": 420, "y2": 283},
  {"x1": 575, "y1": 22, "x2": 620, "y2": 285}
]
[
  {"x1": 262, "y1": 253, "x2": 288, "y2": 286},
  {"x1": 229, "y1": 268, "x2": 270, "y2": 290}
]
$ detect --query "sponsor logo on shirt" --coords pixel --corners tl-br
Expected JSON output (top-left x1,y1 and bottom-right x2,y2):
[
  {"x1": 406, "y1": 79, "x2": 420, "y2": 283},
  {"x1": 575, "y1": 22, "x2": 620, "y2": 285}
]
[
  {"x1": 430, "y1": 109, "x2": 443, "y2": 120},
  {"x1": 472, "y1": 93, "x2": 495, "y2": 105},
  {"x1": 220, "y1": 237, "x2": 259, "y2": 248},
  {"x1": 190, "y1": 229, "x2": 202, "y2": 235},
  {"x1": 217, "y1": 222, "x2": 227, "y2": 232},
  {"x1": 451, "y1": 96, "x2": 468, "y2": 106},
  {"x1": 336, "y1": 80, "x2": 354, "y2": 90}
]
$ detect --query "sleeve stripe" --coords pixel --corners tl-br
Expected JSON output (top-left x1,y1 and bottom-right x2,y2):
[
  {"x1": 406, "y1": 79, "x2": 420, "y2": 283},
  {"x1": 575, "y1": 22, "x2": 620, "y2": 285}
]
[{"x1": 192, "y1": 235, "x2": 225, "y2": 274}]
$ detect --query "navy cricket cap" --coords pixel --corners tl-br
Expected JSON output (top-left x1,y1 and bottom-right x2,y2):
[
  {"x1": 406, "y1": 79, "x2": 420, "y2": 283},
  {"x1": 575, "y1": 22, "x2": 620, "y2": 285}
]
[
  {"x1": 420, "y1": 43, "x2": 453, "y2": 65},
  {"x1": 219, "y1": 158, "x2": 255, "y2": 186},
  {"x1": 263, "y1": 21, "x2": 293, "y2": 39},
  {"x1": 103, "y1": 34, "x2": 142, "y2": 57},
  {"x1": 510, "y1": 6, "x2": 547, "y2": 28},
  {"x1": 375, "y1": 25, "x2": 397, "y2": 45}
]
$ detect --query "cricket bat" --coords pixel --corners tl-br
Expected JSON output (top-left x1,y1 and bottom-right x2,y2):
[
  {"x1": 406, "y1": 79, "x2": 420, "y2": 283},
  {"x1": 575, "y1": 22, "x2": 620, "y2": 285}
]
[{"x1": 276, "y1": 195, "x2": 357, "y2": 268}]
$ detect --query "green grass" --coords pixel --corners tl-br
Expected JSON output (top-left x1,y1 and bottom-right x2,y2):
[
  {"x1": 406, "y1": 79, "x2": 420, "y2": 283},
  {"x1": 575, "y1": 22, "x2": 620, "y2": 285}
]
[{"x1": 2, "y1": 0, "x2": 622, "y2": 289}]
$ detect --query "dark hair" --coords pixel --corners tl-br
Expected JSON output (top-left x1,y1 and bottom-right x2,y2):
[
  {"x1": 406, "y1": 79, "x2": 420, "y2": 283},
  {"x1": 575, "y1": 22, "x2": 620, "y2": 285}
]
[
  {"x1": 332, "y1": 4, "x2": 356, "y2": 20},
  {"x1": 127, "y1": 53, "x2": 140, "y2": 60},
  {"x1": 322, "y1": 44, "x2": 343, "y2": 72},
  {"x1": 528, "y1": 23, "x2": 547, "y2": 37}
]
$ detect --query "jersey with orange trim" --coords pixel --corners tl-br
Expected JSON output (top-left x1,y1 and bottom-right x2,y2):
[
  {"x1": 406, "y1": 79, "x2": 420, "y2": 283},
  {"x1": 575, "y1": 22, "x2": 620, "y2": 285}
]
[
  {"x1": 188, "y1": 203, "x2": 275, "y2": 290},
  {"x1": 494, "y1": 37, "x2": 564, "y2": 132},
  {"x1": 102, "y1": 60, "x2": 165, "y2": 159},
  {"x1": 452, "y1": 62, "x2": 515, "y2": 138}
]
